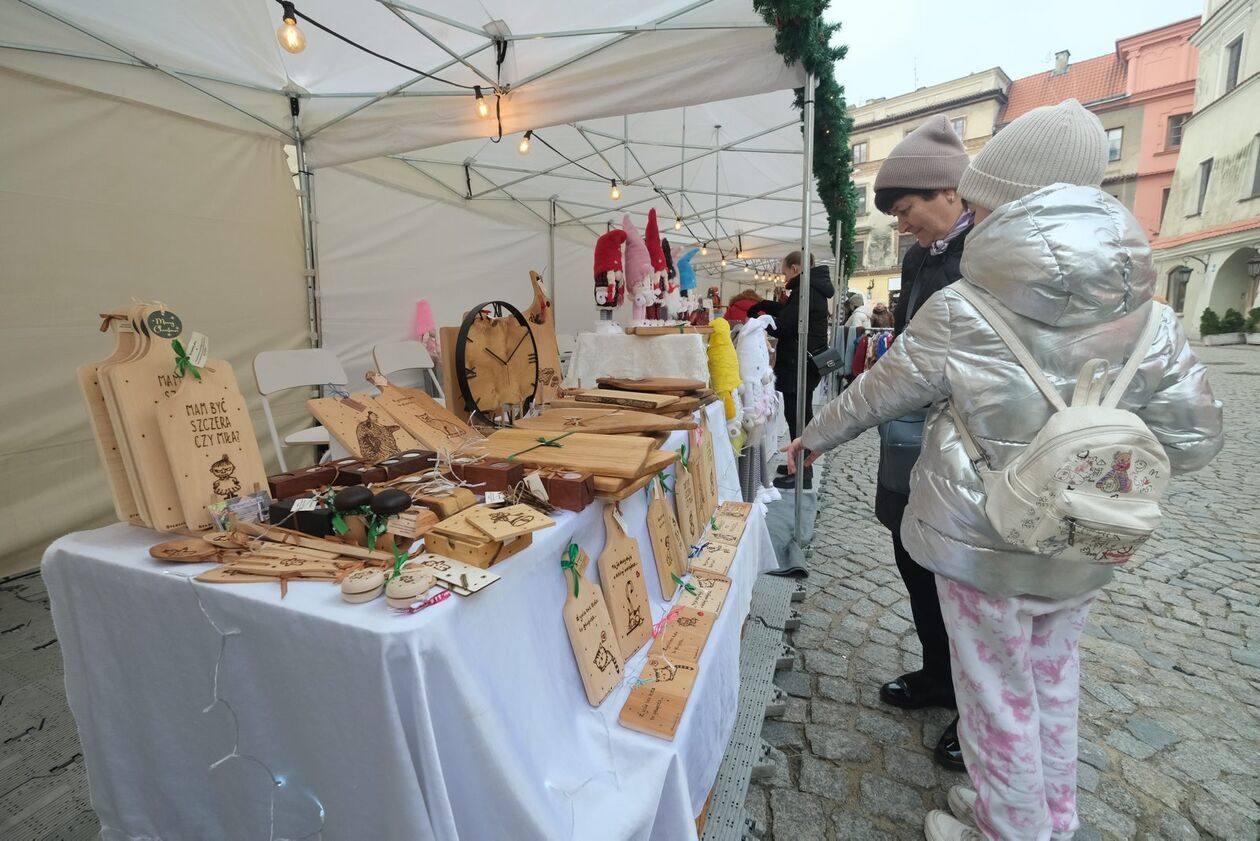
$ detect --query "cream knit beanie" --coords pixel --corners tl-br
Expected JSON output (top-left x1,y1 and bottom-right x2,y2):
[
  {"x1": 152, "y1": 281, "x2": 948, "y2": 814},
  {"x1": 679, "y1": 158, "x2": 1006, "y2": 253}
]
[
  {"x1": 873, "y1": 115, "x2": 969, "y2": 192},
  {"x1": 959, "y1": 99, "x2": 1108, "y2": 211}
]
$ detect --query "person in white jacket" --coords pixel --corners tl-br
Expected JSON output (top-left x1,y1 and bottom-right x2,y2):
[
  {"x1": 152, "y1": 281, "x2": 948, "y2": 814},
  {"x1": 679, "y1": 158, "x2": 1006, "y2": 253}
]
[{"x1": 784, "y1": 100, "x2": 1223, "y2": 841}]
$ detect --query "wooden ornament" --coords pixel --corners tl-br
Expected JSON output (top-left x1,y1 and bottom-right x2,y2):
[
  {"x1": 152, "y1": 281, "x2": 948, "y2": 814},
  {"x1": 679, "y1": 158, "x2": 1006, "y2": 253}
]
[
  {"x1": 673, "y1": 456, "x2": 702, "y2": 554},
  {"x1": 513, "y1": 407, "x2": 697, "y2": 436},
  {"x1": 618, "y1": 655, "x2": 700, "y2": 740},
  {"x1": 691, "y1": 540, "x2": 737, "y2": 576},
  {"x1": 675, "y1": 570, "x2": 731, "y2": 615},
  {"x1": 231, "y1": 519, "x2": 393, "y2": 562},
  {"x1": 651, "y1": 606, "x2": 717, "y2": 663},
  {"x1": 384, "y1": 570, "x2": 438, "y2": 609},
  {"x1": 196, "y1": 565, "x2": 278, "y2": 584},
  {"x1": 367, "y1": 372, "x2": 485, "y2": 454},
  {"x1": 597, "y1": 504, "x2": 652, "y2": 659},
  {"x1": 156, "y1": 361, "x2": 268, "y2": 531},
  {"x1": 481, "y1": 429, "x2": 654, "y2": 479},
  {"x1": 647, "y1": 479, "x2": 688, "y2": 599},
  {"x1": 78, "y1": 309, "x2": 144, "y2": 524},
  {"x1": 465, "y1": 503, "x2": 554, "y2": 542},
  {"x1": 405, "y1": 553, "x2": 501, "y2": 595},
  {"x1": 560, "y1": 545, "x2": 623, "y2": 706},
  {"x1": 149, "y1": 538, "x2": 218, "y2": 562},
  {"x1": 341, "y1": 567, "x2": 386, "y2": 603},
  {"x1": 524, "y1": 271, "x2": 564, "y2": 405},
  {"x1": 307, "y1": 393, "x2": 421, "y2": 461},
  {"x1": 596, "y1": 377, "x2": 706, "y2": 394},
  {"x1": 571, "y1": 389, "x2": 679, "y2": 411}
]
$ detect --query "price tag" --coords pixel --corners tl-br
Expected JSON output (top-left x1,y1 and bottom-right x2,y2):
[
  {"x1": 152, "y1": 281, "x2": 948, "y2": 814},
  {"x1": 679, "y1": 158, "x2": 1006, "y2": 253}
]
[
  {"x1": 612, "y1": 505, "x2": 629, "y2": 535},
  {"x1": 525, "y1": 472, "x2": 549, "y2": 501},
  {"x1": 186, "y1": 331, "x2": 210, "y2": 368},
  {"x1": 485, "y1": 491, "x2": 506, "y2": 505},
  {"x1": 290, "y1": 498, "x2": 319, "y2": 512}
]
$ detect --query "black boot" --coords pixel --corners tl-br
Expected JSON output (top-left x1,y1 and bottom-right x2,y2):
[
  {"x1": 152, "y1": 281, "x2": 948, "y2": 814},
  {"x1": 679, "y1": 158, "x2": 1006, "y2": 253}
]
[
  {"x1": 934, "y1": 716, "x2": 965, "y2": 772},
  {"x1": 879, "y1": 670, "x2": 956, "y2": 710},
  {"x1": 773, "y1": 467, "x2": 812, "y2": 490}
]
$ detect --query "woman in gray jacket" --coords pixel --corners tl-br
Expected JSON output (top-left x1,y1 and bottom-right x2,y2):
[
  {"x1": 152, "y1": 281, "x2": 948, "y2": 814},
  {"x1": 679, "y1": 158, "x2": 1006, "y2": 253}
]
[{"x1": 784, "y1": 100, "x2": 1223, "y2": 841}]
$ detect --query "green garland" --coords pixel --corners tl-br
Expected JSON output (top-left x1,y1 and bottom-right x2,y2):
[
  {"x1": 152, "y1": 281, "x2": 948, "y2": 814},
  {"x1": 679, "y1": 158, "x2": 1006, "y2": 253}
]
[{"x1": 753, "y1": 0, "x2": 857, "y2": 278}]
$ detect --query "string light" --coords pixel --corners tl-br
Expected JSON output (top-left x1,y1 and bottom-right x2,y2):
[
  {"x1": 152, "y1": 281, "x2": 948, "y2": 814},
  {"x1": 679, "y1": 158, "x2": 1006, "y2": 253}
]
[
  {"x1": 700, "y1": 244, "x2": 708, "y2": 256},
  {"x1": 721, "y1": 258, "x2": 727, "y2": 268},
  {"x1": 475, "y1": 86, "x2": 489, "y2": 119},
  {"x1": 610, "y1": 180, "x2": 621, "y2": 201},
  {"x1": 276, "y1": 2, "x2": 306, "y2": 53},
  {"x1": 518, "y1": 130, "x2": 532, "y2": 155},
  {"x1": 743, "y1": 265, "x2": 750, "y2": 273},
  {"x1": 674, "y1": 216, "x2": 682, "y2": 231}
]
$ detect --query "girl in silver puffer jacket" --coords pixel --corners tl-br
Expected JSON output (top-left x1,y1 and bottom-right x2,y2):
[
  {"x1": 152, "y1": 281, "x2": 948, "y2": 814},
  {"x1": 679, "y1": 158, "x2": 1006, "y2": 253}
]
[{"x1": 786, "y1": 101, "x2": 1223, "y2": 841}]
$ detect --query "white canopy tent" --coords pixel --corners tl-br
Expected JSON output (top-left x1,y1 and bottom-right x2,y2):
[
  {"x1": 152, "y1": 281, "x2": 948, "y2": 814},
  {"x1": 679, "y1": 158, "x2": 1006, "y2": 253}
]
[{"x1": 0, "y1": 0, "x2": 831, "y2": 575}]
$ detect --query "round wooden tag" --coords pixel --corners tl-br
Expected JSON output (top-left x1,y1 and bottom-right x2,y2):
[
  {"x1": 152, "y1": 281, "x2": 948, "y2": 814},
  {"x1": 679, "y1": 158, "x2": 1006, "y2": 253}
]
[{"x1": 149, "y1": 538, "x2": 218, "y2": 562}]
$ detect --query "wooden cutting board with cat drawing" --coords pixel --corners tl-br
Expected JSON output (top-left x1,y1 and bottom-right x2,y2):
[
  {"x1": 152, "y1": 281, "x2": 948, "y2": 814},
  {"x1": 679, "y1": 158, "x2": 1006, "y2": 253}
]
[
  {"x1": 561, "y1": 544, "x2": 623, "y2": 706},
  {"x1": 366, "y1": 371, "x2": 485, "y2": 455},
  {"x1": 307, "y1": 393, "x2": 421, "y2": 461},
  {"x1": 95, "y1": 304, "x2": 160, "y2": 526},
  {"x1": 524, "y1": 271, "x2": 563, "y2": 405},
  {"x1": 673, "y1": 449, "x2": 702, "y2": 553},
  {"x1": 619, "y1": 654, "x2": 700, "y2": 740},
  {"x1": 647, "y1": 477, "x2": 688, "y2": 599},
  {"x1": 597, "y1": 504, "x2": 652, "y2": 659},
  {"x1": 79, "y1": 308, "x2": 144, "y2": 524},
  {"x1": 156, "y1": 361, "x2": 269, "y2": 531}
]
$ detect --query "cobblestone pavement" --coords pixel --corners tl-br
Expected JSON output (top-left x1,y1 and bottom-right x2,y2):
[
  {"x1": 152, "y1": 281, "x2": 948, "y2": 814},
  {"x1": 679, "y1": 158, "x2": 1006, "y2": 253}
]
[{"x1": 747, "y1": 344, "x2": 1260, "y2": 841}]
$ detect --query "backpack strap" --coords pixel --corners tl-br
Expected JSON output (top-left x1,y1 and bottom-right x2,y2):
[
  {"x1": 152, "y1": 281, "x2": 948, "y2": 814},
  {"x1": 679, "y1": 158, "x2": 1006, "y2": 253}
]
[
  {"x1": 1101, "y1": 303, "x2": 1164, "y2": 409},
  {"x1": 953, "y1": 283, "x2": 1068, "y2": 412},
  {"x1": 1072, "y1": 359, "x2": 1111, "y2": 407},
  {"x1": 949, "y1": 402, "x2": 989, "y2": 468}
]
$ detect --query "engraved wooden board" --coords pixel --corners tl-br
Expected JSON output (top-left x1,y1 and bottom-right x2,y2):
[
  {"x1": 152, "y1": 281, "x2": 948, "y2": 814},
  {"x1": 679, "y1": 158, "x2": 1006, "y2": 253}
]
[
  {"x1": 196, "y1": 565, "x2": 278, "y2": 584},
  {"x1": 513, "y1": 407, "x2": 696, "y2": 435},
  {"x1": 707, "y1": 513, "x2": 747, "y2": 547},
  {"x1": 674, "y1": 458, "x2": 702, "y2": 553},
  {"x1": 561, "y1": 546, "x2": 623, "y2": 706},
  {"x1": 525, "y1": 271, "x2": 564, "y2": 406},
  {"x1": 598, "y1": 504, "x2": 652, "y2": 659},
  {"x1": 307, "y1": 394, "x2": 421, "y2": 461},
  {"x1": 651, "y1": 606, "x2": 717, "y2": 663},
  {"x1": 149, "y1": 538, "x2": 218, "y2": 562},
  {"x1": 595, "y1": 377, "x2": 706, "y2": 394},
  {"x1": 156, "y1": 361, "x2": 269, "y2": 531},
  {"x1": 618, "y1": 655, "x2": 699, "y2": 740},
  {"x1": 647, "y1": 480, "x2": 688, "y2": 599},
  {"x1": 691, "y1": 540, "x2": 737, "y2": 577},
  {"x1": 96, "y1": 305, "x2": 157, "y2": 525},
  {"x1": 370, "y1": 378, "x2": 485, "y2": 455},
  {"x1": 79, "y1": 309, "x2": 143, "y2": 524},
  {"x1": 481, "y1": 429, "x2": 654, "y2": 479},
  {"x1": 466, "y1": 503, "x2": 555, "y2": 541},
  {"x1": 430, "y1": 505, "x2": 495, "y2": 540},
  {"x1": 717, "y1": 500, "x2": 754, "y2": 520},
  {"x1": 571, "y1": 389, "x2": 679, "y2": 410},
  {"x1": 676, "y1": 570, "x2": 731, "y2": 615},
  {"x1": 690, "y1": 422, "x2": 719, "y2": 525},
  {"x1": 405, "y1": 553, "x2": 501, "y2": 595}
]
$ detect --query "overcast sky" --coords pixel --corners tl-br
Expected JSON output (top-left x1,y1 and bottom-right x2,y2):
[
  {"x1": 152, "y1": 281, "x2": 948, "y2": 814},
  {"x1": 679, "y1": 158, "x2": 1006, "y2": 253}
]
[{"x1": 826, "y1": 0, "x2": 1205, "y2": 105}]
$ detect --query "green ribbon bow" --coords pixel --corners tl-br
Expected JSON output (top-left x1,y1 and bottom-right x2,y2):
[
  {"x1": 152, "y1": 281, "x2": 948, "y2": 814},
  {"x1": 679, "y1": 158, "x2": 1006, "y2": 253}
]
[
  {"x1": 678, "y1": 444, "x2": 689, "y2": 470},
  {"x1": 365, "y1": 512, "x2": 387, "y2": 551},
  {"x1": 710, "y1": 516, "x2": 718, "y2": 531},
  {"x1": 657, "y1": 472, "x2": 672, "y2": 494},
  {"x1": 325, "y1": 490, "x2": 349, "y2": 535},
  {"x1": 507, "y1": 430, "x2": 577, "y2": 462},
  {"x1": 389, "y1": 545, "x2": 407, "y2": 581},
  {"x1": 172, "y1": 339, "x2": 201, "y2": 381},
  {"x1": 671, "y1": 572, "x2": 697, "y2": 595},
  {"x1": 561, "y1": 543, "x2": 581, "y2": 597}
]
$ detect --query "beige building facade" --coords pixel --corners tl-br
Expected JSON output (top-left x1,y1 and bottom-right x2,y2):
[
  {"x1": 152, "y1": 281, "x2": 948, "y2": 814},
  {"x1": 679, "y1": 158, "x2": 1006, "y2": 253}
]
[{"x1": 1152, "y1": 0, "x2": 1260, "y2": 337}]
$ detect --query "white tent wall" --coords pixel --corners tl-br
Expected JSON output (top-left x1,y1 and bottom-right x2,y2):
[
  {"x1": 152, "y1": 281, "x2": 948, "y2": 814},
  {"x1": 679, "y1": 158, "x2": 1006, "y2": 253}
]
[
  {"x1": 317, "y1": 164, "x2": 596, "y2": 388},
  {"x1": 0, "y1": 69, "x2": 310, "y2": 578}
]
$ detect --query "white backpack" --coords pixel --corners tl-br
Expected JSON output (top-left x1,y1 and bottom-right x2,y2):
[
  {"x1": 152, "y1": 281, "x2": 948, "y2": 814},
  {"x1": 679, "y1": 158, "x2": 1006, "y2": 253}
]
[{"x1": 949, "y1": 284, "x2": 1168, "y2": 566}]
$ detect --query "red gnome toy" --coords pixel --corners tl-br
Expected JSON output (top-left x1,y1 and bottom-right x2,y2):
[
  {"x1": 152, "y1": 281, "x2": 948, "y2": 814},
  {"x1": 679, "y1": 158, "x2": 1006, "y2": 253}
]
[
  {"x1": 593, "y1": 228, "x2": 627, "y2": 311},
  {"x1": 644, "y1": 208, "x2": 667, "y2": 319}
]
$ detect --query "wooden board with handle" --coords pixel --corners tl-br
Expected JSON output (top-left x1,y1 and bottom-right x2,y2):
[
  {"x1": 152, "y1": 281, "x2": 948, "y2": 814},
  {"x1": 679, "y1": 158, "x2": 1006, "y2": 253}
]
[
  {"x1": 513, "y1": 408, "x2": 696, "y2": 436},
  {"x1": 307, "y1": 393, "x2": 421, "y2": 462},
  {"x1": 598, "y1": 504, "x2": 653, "y2": 659},
  {"x1": 691, "y1": 422, "x2": 719, "y2": 525},
  {"x1": 481, "y1": 429, "x2": 654, "y2": 479},
  {"x1": 561, "y1": 545, "x2": 623, "y2": 706},
  {"x1": 647, "y1": 478, "x2": 688, "y2": 599},
  {"x1": 524, "y1": 270, "x2": 564, "y2": 406},
  {"x1": 156, "y1": 361, "x2": 269, "y2": 531},
  {"x1": 595, "y1": 377, "x2": 706, "y2": 394},
  {"x1": 79, "y1": 309, "x2": 144, "y2": 524},
  {"x1": 673, "y1": 453, "x2": 702, "y2": 554},
  {"x1": 366, "y1": 372, "x2": 485, "y2": 455},
  {"x1": 571, "y1": 390, "x2": 679, "y2": 410}
]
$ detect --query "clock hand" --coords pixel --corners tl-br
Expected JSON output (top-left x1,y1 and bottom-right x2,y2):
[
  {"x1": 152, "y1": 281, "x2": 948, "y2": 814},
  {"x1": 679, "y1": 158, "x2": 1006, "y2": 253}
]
[
  {"x1": 484, "y1": 348, "x2": 509, "y2": 365},
  {"x1": 504, "y1": 332, "x2": 530, "y2": 362}
]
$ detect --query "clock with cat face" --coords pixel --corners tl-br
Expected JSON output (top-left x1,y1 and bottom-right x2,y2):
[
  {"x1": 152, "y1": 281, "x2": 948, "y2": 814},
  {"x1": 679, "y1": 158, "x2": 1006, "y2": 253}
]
[{"x1": 454, "y1": 301, "x2": 540, "y2": 427}]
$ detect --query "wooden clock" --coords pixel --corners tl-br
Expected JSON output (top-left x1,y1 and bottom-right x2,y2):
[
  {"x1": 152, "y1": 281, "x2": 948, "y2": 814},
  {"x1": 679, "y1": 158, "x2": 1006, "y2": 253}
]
[{"x1": 454, "y1": 301, "x2": 540, "y2": 427}]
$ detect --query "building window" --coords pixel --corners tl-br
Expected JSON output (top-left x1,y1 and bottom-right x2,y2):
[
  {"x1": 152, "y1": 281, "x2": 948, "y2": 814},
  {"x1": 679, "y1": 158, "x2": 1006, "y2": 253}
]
[
  {"x1": 1160, "y1": 187, "x2": 1171, "y2": 227},
  {"x1": 1249, "y1": 135, "x2": 1260, "y2": 199},
  {"x1": 852, "y1": 142, "x2": 868, "y2": 164},
  {"x1": 1166, "y1": 114, "x2": 1189, "y2": 148},
  {"x1": 1225, "y1": 36, "x2": 1243, "y2": 93},
  {"x1": 855, "y1": 185, "x2": 868, "y2": 216},
  {"x1": 898, "y1": 234, "x2": 915, "y2": 262},
  {"x1": 855, "y1": 238, "x2": 866, "y2": 267},
  {"x1": 1107, "y1": 128, "x2": 1123, "y2": 163},
  {"x1": 1195, "y1": 158, "x2": 1213, "y2": 214},
  {"x1": 1169, "y1": 268, "x2": 1191, "y2": 314},
  {"x1": 951, "y1": 117, "x2": 966, "y2": 139}
]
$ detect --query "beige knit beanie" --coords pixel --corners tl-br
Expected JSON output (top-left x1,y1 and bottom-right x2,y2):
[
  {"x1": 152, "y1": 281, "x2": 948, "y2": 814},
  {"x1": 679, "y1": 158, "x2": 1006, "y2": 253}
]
[
  {"x1": 873, "y1": 115, "x2": 969, "y2": 192},
  {"x1": 959, "y1": 99, "x2": 1108, "y2": 211}
]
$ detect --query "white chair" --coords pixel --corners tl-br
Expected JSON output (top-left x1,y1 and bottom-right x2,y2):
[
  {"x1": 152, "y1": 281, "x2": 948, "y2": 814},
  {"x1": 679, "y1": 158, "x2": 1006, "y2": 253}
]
[
  {"x1": 556, "y1": 333, "x2": 578, "y2": 374},
  {"x1": 254, "y1": 349, "x2": 348, "y2": 472},
  {"x1": 372, "y1": 340, "x2": 444, "y2": 400}
]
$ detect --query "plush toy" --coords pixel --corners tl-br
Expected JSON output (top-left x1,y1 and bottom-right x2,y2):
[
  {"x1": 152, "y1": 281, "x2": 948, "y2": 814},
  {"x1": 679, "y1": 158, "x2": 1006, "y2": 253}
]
[
  {"x1": 676, "y1": 247, "x2": 698, "y2": 314},
  {"x1": 644, "y1": 209, "x2": 668, "y2": 317},
  {"x1": 661, "y1": 237, "x2": 682, "y2": 315},
  {"x1": 593, "y1": 228, "x2": 627, "y2": 311},
  {"x1": 622, "y1": 215, "x2": 654, "y2": 323},
  {"x1": 413, "y1": 299, "x2": 441, "y2": 361},
  {"x1": 706, "y1": 317, "x2": 742, "y2": 437},
  {"x1": 735, "y1": 313, "x2": 782, "y2": 502}
]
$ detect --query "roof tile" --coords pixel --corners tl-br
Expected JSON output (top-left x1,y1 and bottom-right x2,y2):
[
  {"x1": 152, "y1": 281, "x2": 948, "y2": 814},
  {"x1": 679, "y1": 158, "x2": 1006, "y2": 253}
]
[{"x1": 1002, "y1": 54, "x2": 1128, "y2": 124}]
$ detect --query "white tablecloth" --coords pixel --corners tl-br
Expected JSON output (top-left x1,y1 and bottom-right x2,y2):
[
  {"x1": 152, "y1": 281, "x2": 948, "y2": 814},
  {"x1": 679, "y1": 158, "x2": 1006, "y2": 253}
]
[
  {"x1": 564, "y1": 333, "x2": 710, "y2": 389},
  {"x1": 44, "y1": 403, "x2": 770, "y2": 841}
]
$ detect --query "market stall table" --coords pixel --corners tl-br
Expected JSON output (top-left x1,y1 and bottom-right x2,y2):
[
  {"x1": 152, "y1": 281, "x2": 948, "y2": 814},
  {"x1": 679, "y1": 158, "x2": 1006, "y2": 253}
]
[
  {"x1": 564, "y1": 332, "x2": 709, "y2": 389},
  {"x1": 44, "y1": 404, "x2": 770, "y2": 841}
]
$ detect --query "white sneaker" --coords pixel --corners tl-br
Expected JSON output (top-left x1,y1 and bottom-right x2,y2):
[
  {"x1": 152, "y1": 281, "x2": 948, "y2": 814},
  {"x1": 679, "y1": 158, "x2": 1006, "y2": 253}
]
[
  {"x1": 924, "y1": 809, "x2": 982, "y2": 841},
  {"x1": 947, "y1": 786, "x2": 977, "y2": 826}
]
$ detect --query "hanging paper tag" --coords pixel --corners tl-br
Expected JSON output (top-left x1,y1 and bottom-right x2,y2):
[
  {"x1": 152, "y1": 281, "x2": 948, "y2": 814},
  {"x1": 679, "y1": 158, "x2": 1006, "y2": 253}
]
[
  {"x1": 146, "y1": 309, "x2": 183, "y2": 339},
  {"x1": 612, "y1": 506, "x2": 629, "y2": 534},
  {"x1": 185, "y1": 331, "x2": 210, "y2": 368},
  {"x1": 485, "y1": 491, "x2": 507, "y2": 505},
  {"x1": 290, "y1": 497, "x2": 319, "y2": 512},
  {"x1": 525, "y1": 472, "x2": 549, "y2": 501}
]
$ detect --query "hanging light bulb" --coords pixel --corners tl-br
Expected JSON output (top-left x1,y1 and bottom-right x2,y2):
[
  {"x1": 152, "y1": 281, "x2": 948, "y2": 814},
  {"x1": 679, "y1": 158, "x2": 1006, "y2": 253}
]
[
  {"x1": 721, "y1": 257, "x2": 727, "y2": 268},
  {"x1": 674, "y1": 216, "x2": 682, "y2": 231},
  {"x1": 743, "y1": 265, "x2": 750, "y2": 273},
  {"x1": 610, "y1": 180, "x2": 621, "y2": 200},
  {"x1": 277, "y1": 2, "x2": 306, "y2": 54},
  {"x1": 518, "y1": 130, "x2": 533, "y2": 155},
  {"x1": 700, "y1": 243, "x2": 708, "y2": 256},
  {"x1": 474, "y1": 86, "x2": 489, "y2": 119}
]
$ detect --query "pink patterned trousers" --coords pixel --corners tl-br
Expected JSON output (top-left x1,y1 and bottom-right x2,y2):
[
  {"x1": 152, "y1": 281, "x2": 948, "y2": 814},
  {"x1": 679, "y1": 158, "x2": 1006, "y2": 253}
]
[{"x1": 936, "y1": 577, "x2": 1098, "y2": 841}]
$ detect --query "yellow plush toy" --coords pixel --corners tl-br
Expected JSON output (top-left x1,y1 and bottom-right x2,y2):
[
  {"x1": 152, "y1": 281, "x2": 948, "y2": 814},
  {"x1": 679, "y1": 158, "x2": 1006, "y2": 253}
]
[{"x1": 707, "y1": 317, "x2": 742, "y2": 428}]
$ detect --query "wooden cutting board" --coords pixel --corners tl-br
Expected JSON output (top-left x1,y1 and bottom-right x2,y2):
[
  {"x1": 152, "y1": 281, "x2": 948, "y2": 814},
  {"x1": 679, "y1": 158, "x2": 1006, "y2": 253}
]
[
  {"x1": 79, "y1": 309, "x2": 144, "y2": 524},
  {"x1": 481, "y1": 429, "x2": 654, "y2": 479},
  {"x1": 525, "y1": 271, "x2": 564, "y2": 406},
  {"x1": 156, "y1": 361, "x2": 269, "y2": 531},
  {"x1": 619, "y1": 655, "x2": 700, "y2": 739},
  {"x1": 717, "y1": 501, "x2": 754, "y2": 520},
  {"x1": 673, "y1": 454, "x2": 702, "y2": 553},
  {"x1": 691, "y1": 422, "x2": 719, "y2": 525},
  {"x1": 513, "y1": 408, "x2": 696, "y2": 435},
  {"x1": 647, "y1": 479, "x2": 688, "y2": 599},
  {"x1": 707, "y1": 513, "x2": 748, "y2": 547},
  {"x1": 598, "y1": 504, "x2": 652, "y2": 659},
  {"x1": 561, "y1": 545, "x2": 623, "y2": 706},
  {"x1": 676, "y1": 570, "x2": 731, "y2": 615},
  {"x1": 691, "y1": 540, "x2": 737, "y2": 576},
  {"x1": 367, "y1": 374, "x2": 485, "y2": 455},
  {"x1": 96, "y1": 304, "x2": 161, "y2": 526},
  {"x1": 466, "y1": 503, "x2": 554, "y2": 541},
  {"x1": 307, "y1": 393, "x2": 421, "y2": 461},
  {"x1": 596, "y1": 377, "x2": 706, "y2": 394},
  {"x1": 591, "y1": 448, "x2": 680, "y2": 494},
  {"x1": 651, "y1": 606, "x2": 717, "y2": 663},
  {"x1": 571, "y1": 390, "x2": 679, "y2": 410}
]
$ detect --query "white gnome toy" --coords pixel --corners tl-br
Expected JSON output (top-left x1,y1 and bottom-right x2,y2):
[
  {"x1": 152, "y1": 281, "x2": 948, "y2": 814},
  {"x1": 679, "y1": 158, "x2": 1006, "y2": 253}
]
[{"x1": 735, "y1": 313, "x2": 782, "y2": 502}]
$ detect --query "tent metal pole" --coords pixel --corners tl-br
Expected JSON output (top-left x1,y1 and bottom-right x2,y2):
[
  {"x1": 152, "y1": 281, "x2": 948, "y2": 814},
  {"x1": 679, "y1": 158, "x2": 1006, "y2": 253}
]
[
  {"x1": 292, "y1": 100, "x2": 321, "y2": 347},
  {"x1": 548, "y1": 198, "x2": 558, "y2": 301},
  {"x1": 792, "y1": 72, "x2": 817, "y2": 545}
]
